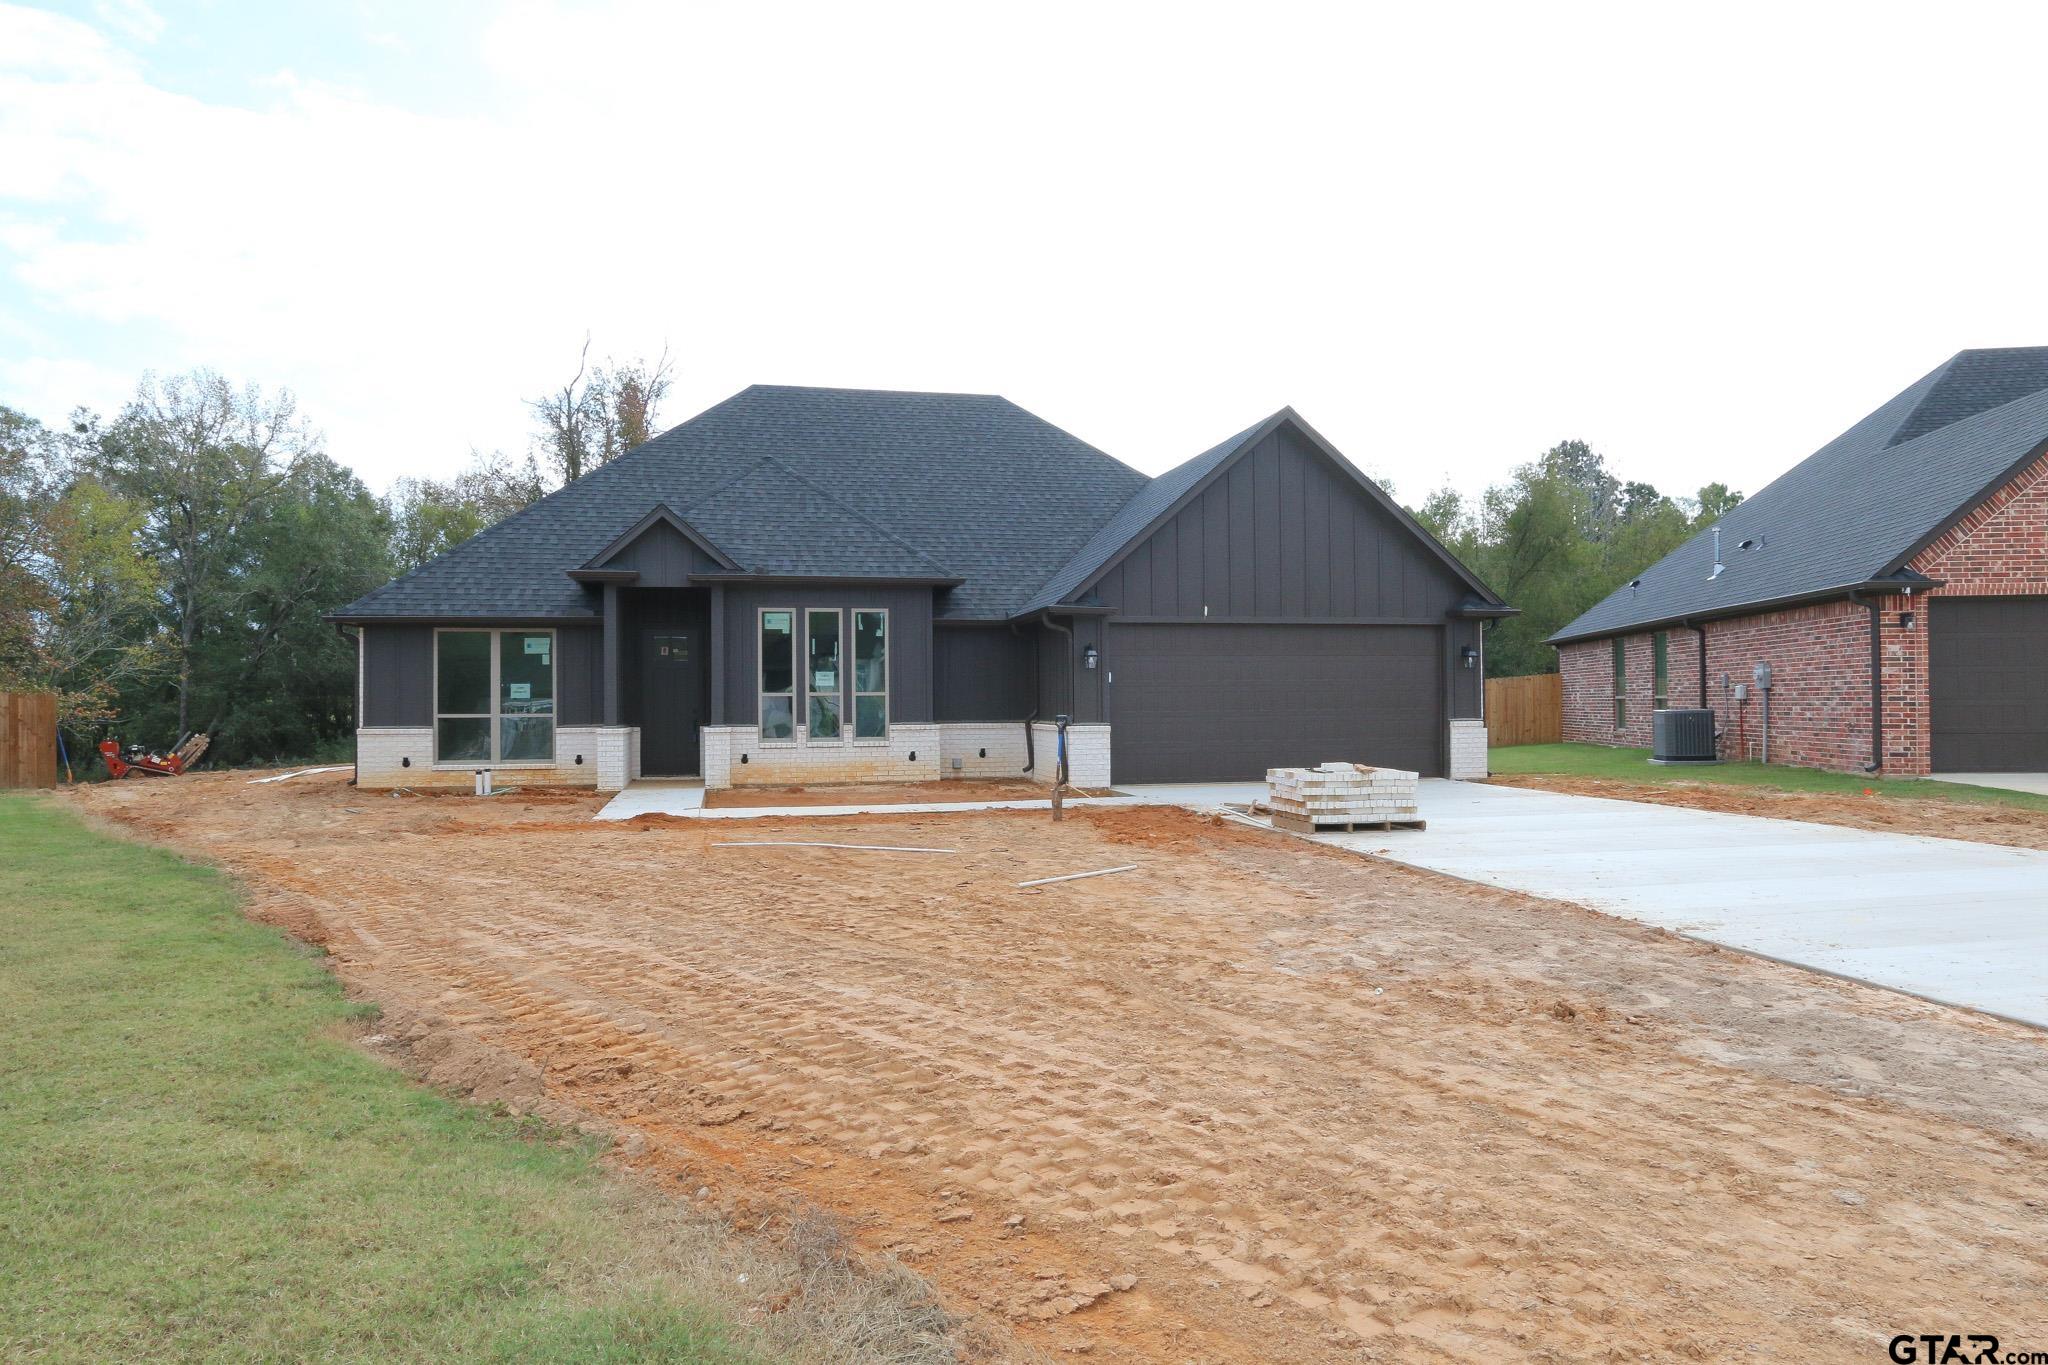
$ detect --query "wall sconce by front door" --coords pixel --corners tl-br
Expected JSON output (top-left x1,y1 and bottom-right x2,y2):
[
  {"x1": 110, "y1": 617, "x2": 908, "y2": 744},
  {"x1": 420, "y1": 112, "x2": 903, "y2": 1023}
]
[{"x1": 1083, "y1": 644, "x2": 1100, "y2": 669}]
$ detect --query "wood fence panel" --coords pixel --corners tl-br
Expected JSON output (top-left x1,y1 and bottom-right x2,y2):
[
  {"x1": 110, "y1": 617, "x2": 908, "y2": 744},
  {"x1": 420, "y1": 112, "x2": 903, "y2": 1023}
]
[
  {"x1": 1485, "y1": 673, "x2": 1561, "y2": 748},
  {"x1": 1, "y1": 692, "x2": 60, "y2": 789}
]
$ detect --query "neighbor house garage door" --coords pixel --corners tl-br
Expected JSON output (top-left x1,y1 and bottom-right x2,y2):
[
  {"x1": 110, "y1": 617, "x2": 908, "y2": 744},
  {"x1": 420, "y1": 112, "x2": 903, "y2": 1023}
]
[
  {"x1": 1108, "y1": 623, "x2": 1444, "y2": 782},
  {"x1": 1930, "y1": 596, "x2": 2048, "y2": 771}
]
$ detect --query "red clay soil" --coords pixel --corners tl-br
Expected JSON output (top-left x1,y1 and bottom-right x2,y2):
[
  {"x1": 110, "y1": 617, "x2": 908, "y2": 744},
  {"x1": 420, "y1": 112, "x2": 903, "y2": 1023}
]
[
  {"x1": 66, "y1": 771, "x2": 2048, "y2": 1363},
  {"x1": 1489, "y1": 773, "x2": 2048, "y2": 850},
  {"x1": 703, "y1": 780, "x2": 1114, "y2": 809}
]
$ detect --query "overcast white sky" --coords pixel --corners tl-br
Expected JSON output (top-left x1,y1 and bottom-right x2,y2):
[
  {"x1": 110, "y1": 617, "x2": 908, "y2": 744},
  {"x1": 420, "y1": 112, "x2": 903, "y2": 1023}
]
[{"x1": 3, "y1": 1, "x2": 2045, "y2": 505}]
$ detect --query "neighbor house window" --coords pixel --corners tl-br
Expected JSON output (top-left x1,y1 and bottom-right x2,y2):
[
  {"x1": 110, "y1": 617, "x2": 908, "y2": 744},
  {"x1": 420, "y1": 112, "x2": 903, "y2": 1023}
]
[
  {"x1": 435, "y1": 629, "x2": 554, "y2": 764},
  {"x1": 1612, "y1": 637, "x2": 1627, "y2": 729},
  {"x1": 806, "y1": 608, "x2": 842, "y2": 740},
  {"x1": 853, "y1": 609, "x2": 887, "y2": 739},
  {"x1": 1652, "y1": 631, "x2": 1670, "y2": 711},
  {"x1": 759, "y1": 609, "x2": 794, "y2": 740}
]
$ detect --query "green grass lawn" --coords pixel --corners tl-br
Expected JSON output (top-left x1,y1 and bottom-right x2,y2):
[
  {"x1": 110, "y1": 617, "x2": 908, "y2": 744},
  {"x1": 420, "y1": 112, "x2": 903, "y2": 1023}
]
[
  {"x1": 0, "y1": 793, "x2": 758, "y2": 1363},
  {"x1": 1490, "y1": 743, "x2": 2048, "y2": 811}
]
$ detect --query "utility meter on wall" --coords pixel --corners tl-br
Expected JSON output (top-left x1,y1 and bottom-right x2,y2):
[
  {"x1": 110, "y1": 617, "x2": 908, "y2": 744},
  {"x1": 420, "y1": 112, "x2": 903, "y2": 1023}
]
[{"x1": 1753, "y1": 662, "x2": 1773, "y2": 691}]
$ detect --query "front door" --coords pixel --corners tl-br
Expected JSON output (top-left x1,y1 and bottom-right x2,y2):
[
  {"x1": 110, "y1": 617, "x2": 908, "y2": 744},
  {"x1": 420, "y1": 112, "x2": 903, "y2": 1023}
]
[{"x1": 638, "y1": 627, "x2": 705, "y2": 775}]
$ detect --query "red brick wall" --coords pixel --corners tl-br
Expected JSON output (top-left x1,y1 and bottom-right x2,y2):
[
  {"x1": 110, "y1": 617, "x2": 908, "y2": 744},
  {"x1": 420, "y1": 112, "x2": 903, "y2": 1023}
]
[
  {"x1": 1558, "y1": 626, "x2": 1702, "y2": 747},
  {"x1": 1700, "y1": 601, "x2": 1873, "y2": 771}
]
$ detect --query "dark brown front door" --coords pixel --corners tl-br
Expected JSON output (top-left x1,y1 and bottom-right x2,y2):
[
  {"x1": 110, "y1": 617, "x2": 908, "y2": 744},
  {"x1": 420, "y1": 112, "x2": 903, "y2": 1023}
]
[
  {"x1": 1930, "y1": 596, "x2": 2048, "y2": 771},
  {"x1": 638, "y1": 627, "x2": 705, "y2": 775}
]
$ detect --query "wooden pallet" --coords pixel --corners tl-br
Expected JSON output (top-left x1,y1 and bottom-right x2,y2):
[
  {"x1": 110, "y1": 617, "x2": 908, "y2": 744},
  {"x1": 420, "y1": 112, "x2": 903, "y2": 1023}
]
[{"x1": 1270, "y1": 810, "x2": 1426, "y2": 835}]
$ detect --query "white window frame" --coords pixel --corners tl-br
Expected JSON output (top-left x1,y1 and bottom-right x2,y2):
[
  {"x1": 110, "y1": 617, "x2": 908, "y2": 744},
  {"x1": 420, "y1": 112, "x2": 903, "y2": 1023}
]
[
  {"x1": 757, "y1": 606, "x2": 797, "y2": 745},
  {"x1": 432, "y1": 627, "x2": 557, "y2": 768},
  {"x1": 804, "y1": 607, "x2": 846, "y2": 744},
  {"x1": 851, "y1": 607, "x2": 889, "y2": 743}
]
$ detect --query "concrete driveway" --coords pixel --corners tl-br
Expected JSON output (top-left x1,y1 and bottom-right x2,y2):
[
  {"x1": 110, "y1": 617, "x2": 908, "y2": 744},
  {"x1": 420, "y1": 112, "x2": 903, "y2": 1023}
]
[{"x1": 1346, "y1": 781, "x2": 2048, "y2": 1028}]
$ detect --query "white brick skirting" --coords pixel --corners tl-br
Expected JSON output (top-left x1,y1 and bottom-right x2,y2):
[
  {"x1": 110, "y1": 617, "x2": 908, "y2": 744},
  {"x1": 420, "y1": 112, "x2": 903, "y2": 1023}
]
[
  {"x1": 702, "y1": 723, "x2": 943, "y2": 789},
  {"x1": 1448, "y1": 718, "x2": 1488, "y2": 780},
  {"x1": 355, "y1": 726, "x2": 608, "y2": 790},
  {"x1": 1031, "y1": 722, "x2": 1111, "y2": 788},
  {"x1": 937, "y1": 722, "x2": 1036, "y2": 779}
]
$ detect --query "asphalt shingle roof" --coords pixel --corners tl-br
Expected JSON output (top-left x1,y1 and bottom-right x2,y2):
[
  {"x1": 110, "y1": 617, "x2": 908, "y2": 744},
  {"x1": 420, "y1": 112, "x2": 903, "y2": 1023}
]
[
  {"x1": 1015, "y1": 415, "x2": 1270, "y2": 615},
  {"x1": 1551, "y1": 347, "x2": 2048, "y2": 644},
  {"x1": 336, "y1": 385, "x2": 1150, "y2": 621}
]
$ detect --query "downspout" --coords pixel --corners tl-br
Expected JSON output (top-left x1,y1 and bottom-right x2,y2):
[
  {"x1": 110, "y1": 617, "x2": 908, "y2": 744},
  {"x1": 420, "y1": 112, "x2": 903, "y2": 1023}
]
[
  {"x1": 1038, "y1": 611, "x2": 1077, "y2": 782},
  {"x1": 1846, "y1": 589, "x2": 1883, "y2": 773},
  {"x1": 1011, "y1": 620, "x2": 1039, "y2": 774}
]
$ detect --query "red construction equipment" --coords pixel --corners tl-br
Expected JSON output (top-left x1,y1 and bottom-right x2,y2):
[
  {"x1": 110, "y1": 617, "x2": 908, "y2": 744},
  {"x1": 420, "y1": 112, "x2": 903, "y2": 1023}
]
[{"x1": 98, "y1": 733, "x2": 210, "y2": 778}]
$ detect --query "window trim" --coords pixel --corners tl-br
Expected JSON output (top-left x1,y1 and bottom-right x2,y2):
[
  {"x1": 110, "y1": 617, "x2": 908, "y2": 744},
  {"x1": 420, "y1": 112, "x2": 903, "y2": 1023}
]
[
  {"x1": 804, "y1": 607, "x2": 846, "y2": 744},
  {"x1": 851, "y1": 607, "x2": 889, "y2": 743},
  {"x1": 1612, "y1": 637, "x2": 1627, "y2": 730},
  {"x1": 432, "y1": 627, "x2": 557, "y2": 768},
  {"x1": 1652, "y1": 631, "x2": 1670, "y2": 712},
  {"x1": 757, "y1": 606, "x2": 797, "y2": 745}
]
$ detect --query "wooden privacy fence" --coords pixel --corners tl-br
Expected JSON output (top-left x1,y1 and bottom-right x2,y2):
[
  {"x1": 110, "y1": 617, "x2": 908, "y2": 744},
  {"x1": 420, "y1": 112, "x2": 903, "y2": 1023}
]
[
  {"x1": 1485, "y1": 673, "x2": 1561, "y2": 748},
  {"x1": 1, "y1": 692, "x2": 60, "y2": 789}
]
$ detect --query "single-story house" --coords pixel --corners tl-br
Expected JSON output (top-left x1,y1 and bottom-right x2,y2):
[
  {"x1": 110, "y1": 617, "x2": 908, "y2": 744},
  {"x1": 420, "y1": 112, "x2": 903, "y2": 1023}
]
[
  {"x1": 1551, "y1": 346, "x2": 2048, "y2": 774},
  {"x1": 332, "y1": 385, "x2": 1512, "y2": 791}
]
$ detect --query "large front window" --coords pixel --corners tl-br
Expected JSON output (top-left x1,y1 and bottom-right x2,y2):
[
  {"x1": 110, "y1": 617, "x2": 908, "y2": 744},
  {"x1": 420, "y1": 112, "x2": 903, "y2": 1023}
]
[
  {"x1": 806, "y1": 608, "x2": 842, "y2": 740},
  {"x1": 436, "y1": 629, "x2": 554, "y2": 764},
  {"x1": 853, "y1": 609, "x2": 887, "y2": 738},
  {"x1": 760, "y1": 610, "x2": 794, "y2": 739}
]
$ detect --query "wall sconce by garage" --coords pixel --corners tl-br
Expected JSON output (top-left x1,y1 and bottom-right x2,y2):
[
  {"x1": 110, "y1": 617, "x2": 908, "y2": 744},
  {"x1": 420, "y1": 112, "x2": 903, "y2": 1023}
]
[
  {"x1": 1899, "y1": 611, "x2": 1916, "y2": 630},
  {"x1": 1460, "y1": 645, "x2": 1479, "y2": 669},
  {"x1": 1083, "y1": 644, "x2": 1099, "y2": 669}
]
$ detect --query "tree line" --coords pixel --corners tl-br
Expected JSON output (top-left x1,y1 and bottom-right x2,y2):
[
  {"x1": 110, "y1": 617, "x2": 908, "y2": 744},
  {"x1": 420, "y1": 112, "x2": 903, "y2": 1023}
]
[
  {"x1": 4, "y1": 353, "x2": 1728, "y2": 770},
  {"x1": 1409, "y1": 441, "x2": 1742, "y2": 678},
  {"x1": 0, "y1": 343, "x2": 671, "y2": 769}
]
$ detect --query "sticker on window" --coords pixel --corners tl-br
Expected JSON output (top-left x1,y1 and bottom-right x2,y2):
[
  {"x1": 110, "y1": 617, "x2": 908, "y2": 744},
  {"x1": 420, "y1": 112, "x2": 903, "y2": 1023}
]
[{"x1": 507, "y1": 682, "x2": 531, "y2": 700}]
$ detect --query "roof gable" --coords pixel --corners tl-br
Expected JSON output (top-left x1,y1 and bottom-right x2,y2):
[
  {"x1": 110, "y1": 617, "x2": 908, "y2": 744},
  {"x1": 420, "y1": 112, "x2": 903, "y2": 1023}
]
[
  {"x1": 579, "y1": 504, "x2": 741, "y2": 580},
  {"x1": 1019, "y1": 409, "x2": 1505, "y2": 616},
  {"x1": 1550, "y1": 348, "x2": 2048, "y2": 644}
]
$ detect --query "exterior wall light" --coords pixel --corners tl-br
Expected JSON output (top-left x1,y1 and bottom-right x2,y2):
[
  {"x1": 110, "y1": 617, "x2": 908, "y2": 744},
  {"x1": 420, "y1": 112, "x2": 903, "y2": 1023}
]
[
  {"x1": 1083, "y1": 644, "x2": 1099, "y2": 669},
  {"x1": 1461, "y1": 645, "x2": 1479, "y2": 669}
]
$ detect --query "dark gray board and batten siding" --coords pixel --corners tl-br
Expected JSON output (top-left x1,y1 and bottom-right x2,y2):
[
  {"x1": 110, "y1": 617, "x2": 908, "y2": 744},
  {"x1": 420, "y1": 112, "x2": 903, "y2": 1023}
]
[
  {"x1": 933, "y1": 624, "x2": 1036, "y2": 721},
  {"x1": 358, "y1": 623, "x2": 602, "y2": 729}
]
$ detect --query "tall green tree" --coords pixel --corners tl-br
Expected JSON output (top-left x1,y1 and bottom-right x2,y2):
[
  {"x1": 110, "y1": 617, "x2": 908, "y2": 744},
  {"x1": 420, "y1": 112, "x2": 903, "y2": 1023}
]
[
  {"x1": 1412, "y1": 441, "x2": 1743, "y2": 678},
  {"x1": 387, "y1": 448, "x2": 544, "y2": 573},
  {"x1": 0, "y1": 406, "x2": 164, "y2": 722},
  {"x1": 90, "y1": 372, "x2": 318, "y2": 737}
]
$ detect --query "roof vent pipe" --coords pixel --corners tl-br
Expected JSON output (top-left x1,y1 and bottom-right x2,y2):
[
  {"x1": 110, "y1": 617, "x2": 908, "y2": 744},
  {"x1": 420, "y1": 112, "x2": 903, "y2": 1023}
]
[{"x1": 1708, "y1": 527, "x2": 1725, "y2": 580}]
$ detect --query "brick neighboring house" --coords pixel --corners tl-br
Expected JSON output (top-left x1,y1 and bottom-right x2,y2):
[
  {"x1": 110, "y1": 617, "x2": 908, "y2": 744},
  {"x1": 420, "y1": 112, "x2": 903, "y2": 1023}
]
[{"x1": 1551, "y1": 347, "x2": 2048, "y2": 776}]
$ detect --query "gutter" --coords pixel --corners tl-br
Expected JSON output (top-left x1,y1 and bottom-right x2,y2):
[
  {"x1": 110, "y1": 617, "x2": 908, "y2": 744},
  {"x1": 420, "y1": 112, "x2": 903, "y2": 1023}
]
[
  {"x1": 1846, "y1": 589, "x2": 1884, "y2": 773},
  {"x1": 1546, "y1": 573, "x2": 1946, "y2": 647}
]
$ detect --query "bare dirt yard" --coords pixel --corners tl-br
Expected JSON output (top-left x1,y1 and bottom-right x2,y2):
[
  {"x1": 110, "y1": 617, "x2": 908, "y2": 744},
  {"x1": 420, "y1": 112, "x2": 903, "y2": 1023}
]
[
  {"x1": 72, "y1": 771, "x2": 2048, "y2": 1363},
  {"x1": 1490, "y1": 773, "x2": 2048, "y2": 851}
]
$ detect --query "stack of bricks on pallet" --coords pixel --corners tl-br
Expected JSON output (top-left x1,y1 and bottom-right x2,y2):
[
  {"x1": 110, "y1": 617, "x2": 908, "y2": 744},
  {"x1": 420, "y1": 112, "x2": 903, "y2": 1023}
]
[{"x1": 1266, "y1": 762, "x2": 1421, "y2": 831}]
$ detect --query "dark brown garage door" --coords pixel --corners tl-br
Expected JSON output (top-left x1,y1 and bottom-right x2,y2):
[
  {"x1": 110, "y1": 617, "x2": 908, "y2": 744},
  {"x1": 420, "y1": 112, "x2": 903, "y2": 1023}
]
[
  {"x1": 1108, "y1": 623, "x2": 1444, "y2": 782},
  {"x1": 1930, "y1": 596, "x2": 2048, "y2": 771}
]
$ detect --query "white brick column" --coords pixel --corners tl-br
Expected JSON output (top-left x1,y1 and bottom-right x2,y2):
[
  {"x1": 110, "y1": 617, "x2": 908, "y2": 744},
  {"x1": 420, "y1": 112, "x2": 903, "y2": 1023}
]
[
  {"x1": 1448, "y1": 719, "x2": 1488, "y2": 779},
  {"x1": 595, "y1": 726, "x2": 639, "y2": 792}
]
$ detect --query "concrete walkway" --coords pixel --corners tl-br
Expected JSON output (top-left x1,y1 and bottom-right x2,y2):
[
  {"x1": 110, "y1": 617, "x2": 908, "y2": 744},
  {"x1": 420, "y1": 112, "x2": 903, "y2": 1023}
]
[
  {"x1": 594, "y1": 780, "x2": 1263, "y2": 822},
  {"x1": 1927, "y1": 772, "x2": 2048, "y2": 797},
  {"x1": 1334, "y1": 781, "x2": 2048, "y2": 1028}
]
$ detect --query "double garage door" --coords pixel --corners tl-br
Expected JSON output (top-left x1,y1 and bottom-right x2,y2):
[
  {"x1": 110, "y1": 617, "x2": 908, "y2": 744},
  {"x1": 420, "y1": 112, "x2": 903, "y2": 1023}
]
[
  {"x1": 1109, "y1": 623, "x2": 1445, "y2": 782},
  {"x1": 1931, "y1": 596, "x2": 2048, "y2": 771}
]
